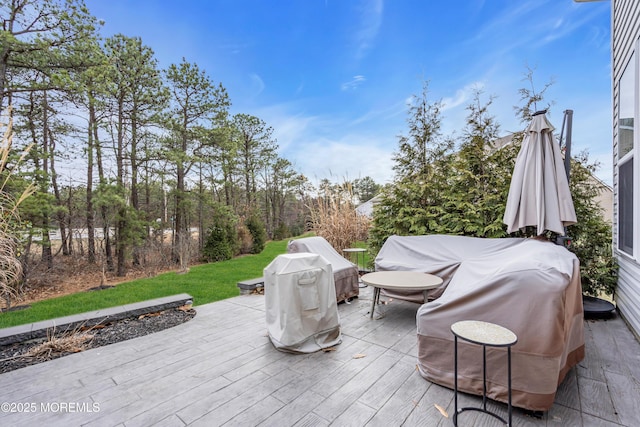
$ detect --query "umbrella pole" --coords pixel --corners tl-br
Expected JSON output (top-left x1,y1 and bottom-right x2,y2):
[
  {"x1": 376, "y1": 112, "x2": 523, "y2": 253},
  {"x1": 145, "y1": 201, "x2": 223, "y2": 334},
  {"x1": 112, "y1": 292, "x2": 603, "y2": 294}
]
[
  {"x1": 563, "y1": 109, "x2": 573, "y2": 183},
  {"x1": 556, "y1": 109, "x2": 574, "y2": 246}
]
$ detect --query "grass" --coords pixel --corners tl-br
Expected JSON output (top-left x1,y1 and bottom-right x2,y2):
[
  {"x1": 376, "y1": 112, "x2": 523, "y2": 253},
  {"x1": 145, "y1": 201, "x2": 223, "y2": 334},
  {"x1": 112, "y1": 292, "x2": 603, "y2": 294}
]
[
  {"x1": 344, "y1": 241, "x2": 373, "y2": 271},
  {"x1": 0, "y1": 238, "x2": 290, "y2": 329}
]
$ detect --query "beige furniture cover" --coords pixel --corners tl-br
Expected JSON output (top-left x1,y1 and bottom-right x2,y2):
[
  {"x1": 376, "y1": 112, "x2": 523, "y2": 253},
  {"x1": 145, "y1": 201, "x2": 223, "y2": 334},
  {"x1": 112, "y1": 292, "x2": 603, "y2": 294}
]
[
  {"x1": 288, "y1": 236, "x2": 359, "y2": 302},
  {"x1": 264, "y1": 253, "x2": 341, "y2": 353},
  {"x1": 376, "y1": 234, "x2": 584, "y2": 411}
]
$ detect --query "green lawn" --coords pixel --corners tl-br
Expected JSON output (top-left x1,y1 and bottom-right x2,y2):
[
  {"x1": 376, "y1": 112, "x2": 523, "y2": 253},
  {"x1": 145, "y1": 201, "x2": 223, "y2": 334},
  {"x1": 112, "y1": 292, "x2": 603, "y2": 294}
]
[{"x1": 0, "y1": 238, "x2": 290, "y2": 329}]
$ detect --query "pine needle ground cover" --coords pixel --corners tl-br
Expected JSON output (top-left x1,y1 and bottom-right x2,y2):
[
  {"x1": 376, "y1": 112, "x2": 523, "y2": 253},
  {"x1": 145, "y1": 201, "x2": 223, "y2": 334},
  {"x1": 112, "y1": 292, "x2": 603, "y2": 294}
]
[{"x1": 0, "y1": 239, "x2": 289, "y2": 329}]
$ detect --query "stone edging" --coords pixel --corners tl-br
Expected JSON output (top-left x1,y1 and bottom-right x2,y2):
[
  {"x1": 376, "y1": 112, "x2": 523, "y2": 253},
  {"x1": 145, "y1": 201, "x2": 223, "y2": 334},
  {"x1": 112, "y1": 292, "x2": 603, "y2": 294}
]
[{"x1": 0, "y1": 293, "x2": 193, "y2": 346}]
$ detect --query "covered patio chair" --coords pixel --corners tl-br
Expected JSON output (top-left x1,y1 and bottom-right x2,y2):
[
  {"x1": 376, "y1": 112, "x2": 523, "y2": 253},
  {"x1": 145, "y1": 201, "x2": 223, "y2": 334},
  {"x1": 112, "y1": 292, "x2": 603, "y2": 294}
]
[{"x1": 287, "y1": 236, "x2": 359, "y2": 303}]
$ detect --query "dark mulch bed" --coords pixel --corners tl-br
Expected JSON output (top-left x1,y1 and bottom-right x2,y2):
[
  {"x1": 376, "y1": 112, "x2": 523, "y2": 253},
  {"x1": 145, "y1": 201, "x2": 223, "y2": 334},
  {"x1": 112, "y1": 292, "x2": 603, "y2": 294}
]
[{"x1": 0, "y1": 307, "x2": 196, "y2": 374}]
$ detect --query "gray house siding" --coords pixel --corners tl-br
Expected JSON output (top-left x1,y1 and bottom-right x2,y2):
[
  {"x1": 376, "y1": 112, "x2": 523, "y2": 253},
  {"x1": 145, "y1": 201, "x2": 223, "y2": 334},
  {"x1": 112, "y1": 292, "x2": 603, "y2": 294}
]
[
  {"x1": 613, "y1": 0, "x2": 640, "y2": 337},
  {"x1": 616, "y1": 256, "x2": 640, "y2": 336}
]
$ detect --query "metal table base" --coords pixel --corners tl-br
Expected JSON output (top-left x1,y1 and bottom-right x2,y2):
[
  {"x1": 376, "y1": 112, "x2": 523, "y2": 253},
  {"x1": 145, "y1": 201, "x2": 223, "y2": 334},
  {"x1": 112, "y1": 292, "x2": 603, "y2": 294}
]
[{"x1": 451, "y1": 321, "x2": 518, "y2": 426}]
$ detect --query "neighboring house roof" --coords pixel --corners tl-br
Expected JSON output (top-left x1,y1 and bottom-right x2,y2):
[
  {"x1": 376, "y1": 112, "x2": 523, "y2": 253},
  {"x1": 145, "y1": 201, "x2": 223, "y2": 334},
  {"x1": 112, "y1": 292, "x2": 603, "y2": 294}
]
[
  {"x1": 356, "y1": 195, "x2": 382, "y2": 218},
  {"x1": 492, "y1": 133, "x2": 517, "y2": 151}
]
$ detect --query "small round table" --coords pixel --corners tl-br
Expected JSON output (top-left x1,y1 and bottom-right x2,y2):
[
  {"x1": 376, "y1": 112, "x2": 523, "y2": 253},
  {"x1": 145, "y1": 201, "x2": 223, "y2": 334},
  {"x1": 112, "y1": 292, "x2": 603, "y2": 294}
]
[
  {"x1": 360, "y1": 271, "x2": 443, "y2": 319},
  {"x1": 451, "y1": 320, "x2": 518, "y2": 426},
  {"x1": 342, "y1": 248, "x2": 366, "y2": 272}
]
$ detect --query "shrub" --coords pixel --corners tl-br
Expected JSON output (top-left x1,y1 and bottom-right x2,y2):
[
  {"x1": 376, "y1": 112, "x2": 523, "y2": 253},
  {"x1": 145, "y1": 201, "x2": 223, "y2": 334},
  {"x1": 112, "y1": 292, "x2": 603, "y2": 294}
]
[
  {"x1": 1, "y1": 108, "x2": 35, "y2": 308},
  {"x1": 245, "y1": 212, "x2": 266, "y2": 254},
  {"x1": 272, "y1": 222, "x2": 290, "y2": 241},
  {"x1": 202, "y1": 205, "x2": 239, "y2": 262},
  {"x1": 370, "y1": 80, "x2": 618, "y2": 298},
  {"x1": 308, "y1": 181, "x2": 371, "y2": 253},
  {"x1": 566, "y1": 152, "x2": 618, "y2": 297}
]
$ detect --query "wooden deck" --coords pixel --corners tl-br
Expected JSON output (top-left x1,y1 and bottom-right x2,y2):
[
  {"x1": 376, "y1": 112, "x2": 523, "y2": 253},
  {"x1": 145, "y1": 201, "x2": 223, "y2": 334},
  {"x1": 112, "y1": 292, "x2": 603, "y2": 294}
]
[{"x1": 0, "y1": 286, "x2": 639, "y2": 426}]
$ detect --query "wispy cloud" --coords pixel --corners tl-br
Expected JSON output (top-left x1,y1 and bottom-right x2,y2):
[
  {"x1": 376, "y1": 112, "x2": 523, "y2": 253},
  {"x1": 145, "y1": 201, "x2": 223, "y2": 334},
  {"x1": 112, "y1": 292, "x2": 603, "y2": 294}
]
[
  {"x1": 249, "y1": 73, "x2": 265, "y2": 97},
  {"x1": 470, "y1": 0, "x2": 546, "y2": 45},
  {"x1": 469, "y1": 0, "x2": 606, "y2": 57},
  {"x1": 217, "y1": 41, "x2": 253, "y2": 55},
  {"x1": 351, "y1": 99, "x2": 408, "y2": 126},
  {"x1": 534, "y1": 5, "x2": 606, "y2": 49},
  {"x1": 256, "y1": 104, "x2": 320, "y2": 153},
  {"x1": 288, "y1": 133, "x2": 395, "y2": 185},
  {"x1": 441, "y1": 82, "x2": 485, "y2": 111},
  {"x1": 254, "y1": 101, "x2": 397, "y2": 184},
  {"x1": 353, "y1": 0, "x2": 384, "y2": 60},
  {"x1": 341, "y1": 75, "x2": 366, "y2": 91}
]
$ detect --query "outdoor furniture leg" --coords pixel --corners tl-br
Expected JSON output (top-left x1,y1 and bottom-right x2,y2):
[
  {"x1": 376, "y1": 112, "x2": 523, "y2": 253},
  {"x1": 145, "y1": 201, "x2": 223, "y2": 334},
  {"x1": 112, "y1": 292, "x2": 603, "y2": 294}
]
[
  {"x1": 482, "y1": 343, "x2": 487, "y2": 411},
  {"x1": 454, "y1": 335, "x2": 459, "y2": 425},
  {"x1": 370, "y1": 287, "x2": 380, "y2": 318},
  {"x1": 508, "y1": 346, "x2": 512, "y2": 426},
  {"x1": 451, "y1": 321, "x2": 517, "y2": 426}
]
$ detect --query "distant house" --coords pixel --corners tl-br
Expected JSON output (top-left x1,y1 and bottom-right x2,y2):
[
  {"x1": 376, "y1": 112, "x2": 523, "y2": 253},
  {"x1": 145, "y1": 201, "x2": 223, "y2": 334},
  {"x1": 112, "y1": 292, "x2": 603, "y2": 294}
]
[
  {"x1": 356, "y1": 195, "x2": 381, "y2": 218},
  {"x1": 610, "y1": 0, "x2": 640, "y2": 337}
]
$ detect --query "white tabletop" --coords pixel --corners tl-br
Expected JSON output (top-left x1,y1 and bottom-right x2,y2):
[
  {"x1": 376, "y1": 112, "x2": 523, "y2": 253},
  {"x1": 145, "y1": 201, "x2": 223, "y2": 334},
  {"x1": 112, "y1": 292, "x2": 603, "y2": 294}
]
[
  {"x1": 450, "y1": 320, "x2": 517, "y2": 346},
  {"x1": 360, "y1": 271, "x2": 443, "y2": 290}
]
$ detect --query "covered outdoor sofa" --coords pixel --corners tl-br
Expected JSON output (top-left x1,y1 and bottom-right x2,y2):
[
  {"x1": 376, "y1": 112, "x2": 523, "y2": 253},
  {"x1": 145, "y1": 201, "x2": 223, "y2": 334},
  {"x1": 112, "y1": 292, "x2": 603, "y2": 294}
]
[
  {"x1": 287, "y1": 236, "x2": 359, "y2": 303},
  {"x1": 375, "y1": 234, "x2": 585, "y2": 412}
]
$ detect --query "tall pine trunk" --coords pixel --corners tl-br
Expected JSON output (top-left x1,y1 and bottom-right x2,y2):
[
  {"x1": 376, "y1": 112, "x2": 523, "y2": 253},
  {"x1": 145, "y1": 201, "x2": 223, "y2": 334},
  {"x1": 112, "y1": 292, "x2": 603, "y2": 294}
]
[{"x1": 86, "y1": 101, "x2": 96, "y2": 263}]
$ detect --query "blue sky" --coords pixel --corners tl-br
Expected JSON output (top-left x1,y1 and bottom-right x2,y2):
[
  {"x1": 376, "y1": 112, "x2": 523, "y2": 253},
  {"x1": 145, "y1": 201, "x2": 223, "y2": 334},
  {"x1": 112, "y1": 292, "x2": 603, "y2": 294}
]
[{"x1": 85, "y1": 0, "x2": 612, "y2": 186}]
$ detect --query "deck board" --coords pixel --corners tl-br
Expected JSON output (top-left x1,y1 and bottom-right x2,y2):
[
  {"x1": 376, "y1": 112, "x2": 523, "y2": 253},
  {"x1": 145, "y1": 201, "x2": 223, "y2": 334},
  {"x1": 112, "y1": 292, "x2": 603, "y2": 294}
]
[{"x1": 1, "y1": 288, "x2": 639, "y2": 426}]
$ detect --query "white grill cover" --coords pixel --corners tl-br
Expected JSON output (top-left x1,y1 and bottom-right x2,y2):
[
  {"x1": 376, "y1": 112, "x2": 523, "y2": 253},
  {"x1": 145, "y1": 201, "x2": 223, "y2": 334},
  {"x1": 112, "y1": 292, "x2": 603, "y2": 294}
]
[{"x1": 264, "y1": 253, "x2": 341, "y2": 353}]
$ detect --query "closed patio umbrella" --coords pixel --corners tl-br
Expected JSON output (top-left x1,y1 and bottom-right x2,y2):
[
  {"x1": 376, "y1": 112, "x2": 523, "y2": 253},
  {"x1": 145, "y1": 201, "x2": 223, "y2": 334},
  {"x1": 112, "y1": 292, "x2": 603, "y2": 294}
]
[{"x1": 503, "y1": 111, "x2": 577, "y2": 236}]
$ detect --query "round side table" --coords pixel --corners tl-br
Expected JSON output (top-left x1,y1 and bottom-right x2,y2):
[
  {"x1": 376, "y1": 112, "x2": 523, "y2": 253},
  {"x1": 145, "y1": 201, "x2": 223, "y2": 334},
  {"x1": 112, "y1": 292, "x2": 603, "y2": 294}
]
[
  {"x1": 342, "y1": 247, "x2": 366, "y2": 272},
  {"x1": 451, "y1": 320, "x2": 518, "y2": 426},
  {"x1": 343, "y1": 248, "x2": 368, "y2": 288}
]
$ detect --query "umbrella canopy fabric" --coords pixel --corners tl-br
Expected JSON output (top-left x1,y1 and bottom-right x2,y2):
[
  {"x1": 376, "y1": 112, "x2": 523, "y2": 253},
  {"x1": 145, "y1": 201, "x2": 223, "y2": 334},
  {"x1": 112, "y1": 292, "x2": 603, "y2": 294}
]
[{"x1": 503, "y1": 112, "x2": 577, "y2": 236}]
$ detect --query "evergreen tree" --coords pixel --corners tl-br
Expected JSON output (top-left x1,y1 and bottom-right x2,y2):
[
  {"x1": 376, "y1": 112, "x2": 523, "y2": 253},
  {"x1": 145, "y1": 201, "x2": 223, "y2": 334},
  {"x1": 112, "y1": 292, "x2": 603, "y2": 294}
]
[
  {"x1": 440, "y1": 89, "x2": 515, "y2": 237},
  {"x1": 567, "y1": 152, "x2": 617, "y2": 297},
  {"x1": 202, "y1": 203, "x2": 239, "y2": 262},
  {"x1": 353, "y1": 176, "x2": 380, "y2": 203},
  {"x1": 369, "y1": 82, "x2": 453, "y2": 253},
  {"x1": 1, "y1": 0, "x2": 99, "y2": 112},
  {"x1": 245, "y1": 211, "x2": 266, "y2": 254},
  {"x1": 370, "y1": 75, "x2": 617, "y2": 298},
  {"x1": 162, "y1": 58, "x2": 230, "y2": 271}
]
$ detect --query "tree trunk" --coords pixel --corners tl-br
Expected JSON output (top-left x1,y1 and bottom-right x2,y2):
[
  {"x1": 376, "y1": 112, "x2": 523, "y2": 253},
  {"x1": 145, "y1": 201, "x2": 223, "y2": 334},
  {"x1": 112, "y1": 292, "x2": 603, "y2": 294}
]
[
  {"x1": 144, "y1": 156, "x2": 152, "y2": 266},
  {"x1": 174, "y1": 126, "x2": 189, "y2": 271},
  {"x1": 39, "y1": 92, "x2": 53, "y2": 269},
  {"x1": 86, "y1": 102, "x2": 96, "y2": 263},
  {"x1": 198, "y1": 164, "x2": 204, "y2": 252},
  {"x1": 0, "y1": 47, "x2": 8, "y2": 112},
  {"x1": 116, "y1": 94, "x2": 126, "y2": 277},
  {"x1": 66, "y1": 184, "x2": 74, "y2": 255},
  {"x1": 175, "y1": 164, "x2": 186, "y2": 268},
  {"x1": 131, "y1": 109, "x2": 141, "y2": 266},
  {"x1": 94, "y1": 115, "x2": 113, "y2": 271},
  {"x1": 47, "y1": 126, "x2": 69, "y2": 256}
]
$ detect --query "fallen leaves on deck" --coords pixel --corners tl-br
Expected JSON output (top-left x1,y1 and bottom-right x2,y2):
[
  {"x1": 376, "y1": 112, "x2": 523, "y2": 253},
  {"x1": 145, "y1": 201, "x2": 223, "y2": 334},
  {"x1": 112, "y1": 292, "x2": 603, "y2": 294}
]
[
  {"x1": 434, "y1": 403, "x2": 449, "y2": 418},
  {"x1": 352, "y1": 353, "x2": 366, "y2": 359}
]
